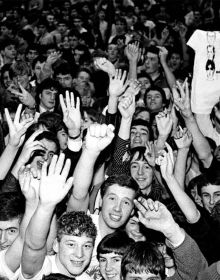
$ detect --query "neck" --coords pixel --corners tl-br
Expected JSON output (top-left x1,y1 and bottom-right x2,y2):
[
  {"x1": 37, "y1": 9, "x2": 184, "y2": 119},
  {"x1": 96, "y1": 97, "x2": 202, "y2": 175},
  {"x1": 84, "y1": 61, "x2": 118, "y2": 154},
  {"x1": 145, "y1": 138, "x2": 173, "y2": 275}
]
[
  {"x1": 99, "y1": 213, "x2": 115, "y2": 238},
  {"x1": 141, "y1": 185, "x2": 152, "y2": 196},
  {"x1": 150, "y1": 71, "x2": 160, "y2": 81},
  {"x1": 4, "y1": 56, "x2": 13, "y2": 64}
]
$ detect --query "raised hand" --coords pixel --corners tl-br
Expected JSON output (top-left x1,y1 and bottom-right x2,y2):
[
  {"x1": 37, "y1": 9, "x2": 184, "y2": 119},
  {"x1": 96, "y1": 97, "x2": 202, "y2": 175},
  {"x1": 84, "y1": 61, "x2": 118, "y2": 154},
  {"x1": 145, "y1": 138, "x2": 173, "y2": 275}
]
[
  {"x1": 108, "y1": 69, "x2": 128, "y2": 98},
  {"x1": 39, "y1": 153, "x2": 73, "y2": 207},
  {"x1": 118, "y1": 93, "x2": 135, "y2": 120},
  {"x1": 174, "y1": 126, "x2": 192, "y2": 149},
  {"x1": 94, "y1": 57, "x2": 116, "y2": 76},
  {"x1": 172, "y1": 79, "x2": 193, "y2": 119},
  {"x1": 8, "y1": 83, "x2": 36, "y2": 108},
  {"x1": 85, "y1": 123, "x2": 115, "y2": 155},
  {"x1": 46, "y1": 51, "x2": 62, "y2": 66},
  {"x1": 121, "y1": 79, "x2": 141, "y2": 97},
  {"x1": 18, "y1": 165, "x2": 39, "y2": 207},
  {"x1": 5, "y1": 104, "x2": 34, "y2": 148},
  {"x1": 157, "y1": 46, "x2": 168, "y2": 65},
  {"x1": 125, "y1": 41, "x2": 140, "y2": 63},
  {"x1": 156, "y1": 142, "x2": 174, "y2": 181},
  {"x1": 134, "y1": 197, "x2": 176, "y2": 234},
  {"x1": 59, "y1": 91, "x2": 81, "y2": 137},
  {"x1": 156, "y1": 108, "x2": 173, "y2": 137},
  {"x1": 144, "y1": 141, "x2": 156, "y2": 167},
  {"x1": 18, "y1": 130, "x2": 45, "y2": 166}
]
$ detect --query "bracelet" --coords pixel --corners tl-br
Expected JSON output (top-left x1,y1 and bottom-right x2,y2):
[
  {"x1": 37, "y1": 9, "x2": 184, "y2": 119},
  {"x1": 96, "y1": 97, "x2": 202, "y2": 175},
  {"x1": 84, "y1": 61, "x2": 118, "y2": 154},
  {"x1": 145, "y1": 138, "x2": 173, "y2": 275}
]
[{"x1": 68, "y1": 133, "x2": 81, "y2": 140}]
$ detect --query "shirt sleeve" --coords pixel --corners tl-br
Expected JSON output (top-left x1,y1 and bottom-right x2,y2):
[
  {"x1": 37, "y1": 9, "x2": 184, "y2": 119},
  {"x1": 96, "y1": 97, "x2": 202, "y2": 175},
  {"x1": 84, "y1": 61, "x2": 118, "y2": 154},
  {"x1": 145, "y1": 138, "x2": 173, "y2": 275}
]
[{"x1": 187, "y1": 29, "x2": 200, "y2": 51}]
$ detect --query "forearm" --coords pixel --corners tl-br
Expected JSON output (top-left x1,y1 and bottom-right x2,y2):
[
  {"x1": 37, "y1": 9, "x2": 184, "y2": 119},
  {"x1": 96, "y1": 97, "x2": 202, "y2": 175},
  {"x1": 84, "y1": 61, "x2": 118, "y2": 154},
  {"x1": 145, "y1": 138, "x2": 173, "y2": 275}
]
[
  {"x1": 108, "y1": 96, "x2": 118, "y2": 114},
  {"x1": 161, "y1": 62, "x2": 176, "y2": 90},
  {"x1": 0, "y1": 144, "x2": 19, "y2": 180},
  {"x1": 174, "y1": 148, "x2": 189, "y2": 190},
  {"x1": 155, "y1": 135, "x2": 168, "y2": 153},
  {"x1": 165, "y1": 175, "x2": 200, "y2": 223},
  {"x1": 128, "y1": 61, "x2": 137, "y2": 80},
  {"x1": 185, "y1": 115, "x2": 213, "y2": 167},
  {"x1": 119, "y1": 117, "x2": 132, "y2": 140},
  {"x1": 26, "y1": 204, "x2": 54, "y2": 249},
  {"x1": 71, "y1": 149, "x2": 98, "y2": 201}
]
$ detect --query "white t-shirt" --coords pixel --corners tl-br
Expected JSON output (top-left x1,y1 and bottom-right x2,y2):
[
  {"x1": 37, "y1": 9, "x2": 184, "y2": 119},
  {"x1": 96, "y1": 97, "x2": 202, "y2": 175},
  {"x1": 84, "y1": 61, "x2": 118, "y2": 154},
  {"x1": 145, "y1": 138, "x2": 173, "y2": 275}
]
[
  {"x1": 187, "y1": 30, "x2": 220, "y2": 114},
  {"x1": 0, "y1": 249, "x2": 20, "y2": 280},
  {"x1": 18, "y1": 255, "x2": 92, "y2": 280}
]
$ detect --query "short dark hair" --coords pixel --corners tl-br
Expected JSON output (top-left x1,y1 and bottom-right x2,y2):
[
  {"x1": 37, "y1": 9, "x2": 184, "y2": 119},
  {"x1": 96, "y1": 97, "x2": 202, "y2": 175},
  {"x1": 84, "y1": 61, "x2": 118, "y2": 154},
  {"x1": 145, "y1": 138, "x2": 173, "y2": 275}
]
[
  {"x1": 100, "y1": 174, "x2": 139, "y2": 198},
  {"x1": 0, "y1": 37, "x2": 17, "y2": 51},
  {"x1": 121, "y1": 241, "x2": 166, "y2": 279},
  {"x1": 197, "y1": 173, "x2": 220, "y2": 196},
  {"x1": 36, "y1": 78, "x2": 62, "y2": 106},
  {"x1": 32, "y1": 55, "x2": 46, "y2": 69},
  {"x1": 144, "y1": 86, "x2": 167, "y2": 107},
  {"x1": 57, "y1": 211, "x2": 97, "y2": 242},
  {"x1": 0, "y1": 192, "x2": 25, "y2": 221},
  {"x1": 54, "y1": 62, "x2": 73, "y2": 78},
  {"x1": 97, "y1": 230, "x2": 134, "y2": 260}
]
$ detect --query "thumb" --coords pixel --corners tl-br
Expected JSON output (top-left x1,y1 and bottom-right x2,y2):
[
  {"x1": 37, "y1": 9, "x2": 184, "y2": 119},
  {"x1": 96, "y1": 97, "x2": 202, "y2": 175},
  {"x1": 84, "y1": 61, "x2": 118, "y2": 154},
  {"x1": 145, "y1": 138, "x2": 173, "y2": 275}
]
[{"x1": 107, "y1": 124, "x2": 115, "y2": 139}]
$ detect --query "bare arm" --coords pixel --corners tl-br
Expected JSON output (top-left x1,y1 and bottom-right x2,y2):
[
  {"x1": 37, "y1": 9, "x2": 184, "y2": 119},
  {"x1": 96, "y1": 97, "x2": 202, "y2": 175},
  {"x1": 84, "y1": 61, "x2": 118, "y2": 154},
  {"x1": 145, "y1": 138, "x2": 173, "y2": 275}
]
[
  {"x1": 173, "y1": 81, "x2": 213, "y2": 168},
  {"x1": 67, "y1": 124, "x2": 115, "y2": 212},
  {"x1": 21, "y1": 154, "x2": 73, "y2": 278},
  {"x1": 158, "y1": 144, "x2": 200, "y2": 223}
]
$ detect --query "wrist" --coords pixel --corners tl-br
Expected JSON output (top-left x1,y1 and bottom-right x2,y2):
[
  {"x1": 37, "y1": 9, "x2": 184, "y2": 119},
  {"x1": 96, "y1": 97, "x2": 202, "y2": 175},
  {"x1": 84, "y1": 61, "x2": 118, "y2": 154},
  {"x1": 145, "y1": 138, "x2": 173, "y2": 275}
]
[
  {"x1": 68, "y1": 129, "x2": 81, "y2": 138},
  {"x1": 165, "y1": 224, "x2": 185, "y2": 248},
  {"x1": 84, "y1": 146, "x2": 100, "y2": 158}
]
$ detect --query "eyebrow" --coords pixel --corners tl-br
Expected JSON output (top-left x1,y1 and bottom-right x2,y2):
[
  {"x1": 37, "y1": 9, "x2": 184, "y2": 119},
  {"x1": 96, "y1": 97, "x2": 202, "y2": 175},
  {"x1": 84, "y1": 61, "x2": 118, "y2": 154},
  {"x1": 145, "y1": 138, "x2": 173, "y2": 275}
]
[{"x1": 107, "y1": 193, "x2": 133, "y2": 202}]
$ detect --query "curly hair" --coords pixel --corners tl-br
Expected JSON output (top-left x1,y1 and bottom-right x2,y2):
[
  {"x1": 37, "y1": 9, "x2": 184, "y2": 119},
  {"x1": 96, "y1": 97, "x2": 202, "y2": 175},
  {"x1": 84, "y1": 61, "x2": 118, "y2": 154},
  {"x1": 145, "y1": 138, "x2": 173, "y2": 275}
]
[{"x1": 57, "y1": 211, "x2": 97, "y2": 242}]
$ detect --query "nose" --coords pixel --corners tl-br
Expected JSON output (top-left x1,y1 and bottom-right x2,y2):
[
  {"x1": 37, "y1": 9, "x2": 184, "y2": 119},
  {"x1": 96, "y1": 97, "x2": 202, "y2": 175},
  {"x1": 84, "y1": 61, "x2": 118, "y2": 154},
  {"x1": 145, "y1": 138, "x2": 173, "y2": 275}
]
[
  {"x1": 75, "y1": 245, "x2": 83, "y2": 258},
  {"x1": 138, "y1": 165, "x2": 144, "y2": 175},
  {"x1": 210, "y1": 196, "x2": 215, "y2": 205},
  {"x1": 51, "y1": 93, "x2": 56, "y2": 100},
  {"x1": 42, "y1": 152, "x2": 48, "y2": 161},
  {"x1": 0, "y1": 231, "x2": 7, "y2": 245},
  {"x1": 114, "y1": 200, "x2": 122, "y2": 212},
  {"x1": 105, "y1": 260, "x2": 113, "y2": 272}
]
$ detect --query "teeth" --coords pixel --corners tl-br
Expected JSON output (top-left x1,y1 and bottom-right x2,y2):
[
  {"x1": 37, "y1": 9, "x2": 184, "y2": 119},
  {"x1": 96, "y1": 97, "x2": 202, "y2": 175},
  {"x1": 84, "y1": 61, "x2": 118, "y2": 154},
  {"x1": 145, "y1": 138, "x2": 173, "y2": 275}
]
[{"x1": 110, "y1": 214, "x2": 121, "y2": 221}]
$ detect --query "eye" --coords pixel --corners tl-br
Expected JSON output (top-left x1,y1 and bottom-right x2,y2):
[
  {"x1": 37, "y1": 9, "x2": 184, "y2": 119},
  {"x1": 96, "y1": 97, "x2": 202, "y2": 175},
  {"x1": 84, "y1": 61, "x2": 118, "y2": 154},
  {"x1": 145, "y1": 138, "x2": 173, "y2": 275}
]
[
  {"x1": 113, "y1": 257, "x2": 121, "y2": 263},
  {"x1": 66, "y1": 242, "x2": 75, "y2": 247},
  {"x1": 48, "y1": 152, "x2": 55, "y2": 158},
  {"x1": 84, "y1": 244, "x2": 93, "y2": 249},
  {"x1": 123, "y1": 200, "x2": 130, "y2": 206},
  {"x1": 108, "y1": 196, "x2": 115, "y2": 201},
  {"x1": 99, "y1": 258, "x2": 106, "y2": 263},
  {"x1": 8, "y1": 228, "x2": 18, "y2": 234},
  {"x1": 131, "y1": 164, "x2": 138, "y2": 169}
]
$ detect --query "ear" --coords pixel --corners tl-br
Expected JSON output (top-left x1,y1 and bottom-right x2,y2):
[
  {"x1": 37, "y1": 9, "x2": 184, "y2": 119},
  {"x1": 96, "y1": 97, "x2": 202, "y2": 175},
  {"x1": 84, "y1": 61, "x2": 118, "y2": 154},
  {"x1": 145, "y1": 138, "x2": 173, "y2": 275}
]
[
  {"x1": 39, "y1": 93, "x2": 42, "y2": 100},
  {"x1": 53, "y1": 238, "x2": 59, "y2": 253}
]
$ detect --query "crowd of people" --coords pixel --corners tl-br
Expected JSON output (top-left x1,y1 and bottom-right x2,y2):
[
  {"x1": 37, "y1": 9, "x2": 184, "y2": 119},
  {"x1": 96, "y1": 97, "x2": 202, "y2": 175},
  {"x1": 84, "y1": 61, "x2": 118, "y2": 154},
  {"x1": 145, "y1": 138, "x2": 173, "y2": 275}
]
[{"x1": 1, "y1": 0, "x2": 220, "y2": 279}]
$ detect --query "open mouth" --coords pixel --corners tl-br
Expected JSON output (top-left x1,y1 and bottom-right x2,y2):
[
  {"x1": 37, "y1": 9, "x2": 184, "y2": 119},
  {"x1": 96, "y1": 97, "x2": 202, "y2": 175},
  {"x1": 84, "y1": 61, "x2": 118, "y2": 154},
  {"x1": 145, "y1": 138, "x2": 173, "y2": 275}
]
[{"x1": 109, "y1": 214, "x2": 121, "y2": 222}]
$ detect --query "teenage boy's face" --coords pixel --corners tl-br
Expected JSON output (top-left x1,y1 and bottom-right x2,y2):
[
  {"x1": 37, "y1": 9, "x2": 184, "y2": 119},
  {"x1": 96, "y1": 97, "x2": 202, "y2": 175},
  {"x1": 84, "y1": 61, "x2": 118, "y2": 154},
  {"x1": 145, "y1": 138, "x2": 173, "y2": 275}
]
[
  {"x1": 99, "y1": 252, "x2": 122, "y2": 280},
  {"x1": 100, "y1": 184, "x2": 135, "y2": 230},
  {"x1": 130, "y1": 125, "x2": 149, "y2": 148},
  {"x1": 54, "y1": 234, "x2": 94, "y2": 277},
  {"x1": 201, "y1": 184, "x2": 220, "y2": 213},
  {"x1": 125, "y1": 272, "x2": 161, "y2": 280},
  {"x1": 3, "y1": 44, "x2": 16, "y2": 59},
  {"x1": 0, "y1": 218, "x2": 20, "y2": 250}
]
